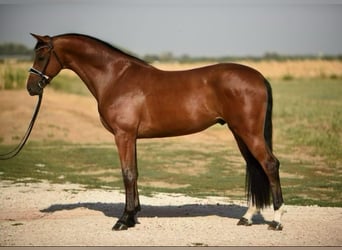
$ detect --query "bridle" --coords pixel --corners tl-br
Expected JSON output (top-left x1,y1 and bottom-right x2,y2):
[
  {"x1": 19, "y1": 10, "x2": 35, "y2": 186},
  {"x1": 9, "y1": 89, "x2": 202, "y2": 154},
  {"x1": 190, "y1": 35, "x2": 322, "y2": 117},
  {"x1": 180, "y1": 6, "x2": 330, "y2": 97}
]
[
  {"x1": 0, "y1": 38, "x2": 63, "y2": 160},
  {"x1": 28, "y1": 39, "x2": 64, "y2": 90}
]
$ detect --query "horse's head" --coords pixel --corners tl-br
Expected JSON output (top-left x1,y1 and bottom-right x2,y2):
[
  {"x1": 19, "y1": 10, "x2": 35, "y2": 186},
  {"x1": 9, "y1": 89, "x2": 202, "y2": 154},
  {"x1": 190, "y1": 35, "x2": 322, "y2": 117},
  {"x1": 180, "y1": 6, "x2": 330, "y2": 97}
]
[{"x1": 27, "y1": 33, "x2": 63, "y2": 96}]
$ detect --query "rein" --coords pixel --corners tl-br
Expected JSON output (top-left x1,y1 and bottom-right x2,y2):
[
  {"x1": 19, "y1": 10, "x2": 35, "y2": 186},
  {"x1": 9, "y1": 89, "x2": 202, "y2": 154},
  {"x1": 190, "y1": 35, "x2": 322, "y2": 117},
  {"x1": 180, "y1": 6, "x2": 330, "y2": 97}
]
[
  {"x1": 0, "y1": 94, "x2": 43, "y2": 160},
  {"x1": 0, "y1": 38, "x2": 63, "y2": 160}
]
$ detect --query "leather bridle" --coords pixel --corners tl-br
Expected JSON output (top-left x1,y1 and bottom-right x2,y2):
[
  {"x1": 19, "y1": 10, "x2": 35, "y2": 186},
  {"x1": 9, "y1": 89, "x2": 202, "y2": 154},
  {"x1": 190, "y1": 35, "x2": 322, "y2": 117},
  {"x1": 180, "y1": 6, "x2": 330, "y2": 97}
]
[
  {"x1": 0, "y1": 39, "x2": 64, "y2": 160},
  {"x1": 28, "y1": 39, "x2": 63, "y2": 90}
]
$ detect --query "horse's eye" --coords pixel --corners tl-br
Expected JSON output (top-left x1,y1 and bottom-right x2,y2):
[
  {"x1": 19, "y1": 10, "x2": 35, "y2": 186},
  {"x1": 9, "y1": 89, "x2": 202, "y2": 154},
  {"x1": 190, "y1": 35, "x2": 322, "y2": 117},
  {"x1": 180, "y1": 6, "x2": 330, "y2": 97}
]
[{"x1": 38, "y1": 56, "x2": 45, "y2": 61}]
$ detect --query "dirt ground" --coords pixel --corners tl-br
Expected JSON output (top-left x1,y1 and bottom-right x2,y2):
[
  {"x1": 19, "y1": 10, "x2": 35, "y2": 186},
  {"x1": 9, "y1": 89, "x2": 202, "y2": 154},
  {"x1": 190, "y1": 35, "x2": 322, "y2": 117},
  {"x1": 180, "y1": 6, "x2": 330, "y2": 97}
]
[
  {"x1": 0, "y1": 89, "x2": 114, "y2": 145},
  {"x1": 0, "y1": 89, "x2": 237, "y2": 145},
  {"x1": 0, "y1": 89, "x2": 341, "y2": 246},
  {"x1": 0, "y1": 180, "x2": 341, "y2": 246}
]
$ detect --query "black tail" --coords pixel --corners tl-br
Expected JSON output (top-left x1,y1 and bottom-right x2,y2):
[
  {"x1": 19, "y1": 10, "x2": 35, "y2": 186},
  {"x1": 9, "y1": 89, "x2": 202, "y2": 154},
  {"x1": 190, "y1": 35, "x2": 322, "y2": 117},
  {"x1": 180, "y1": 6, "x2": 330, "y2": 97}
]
[
  {"x1": 264, "y1": 79, "x2": 273, "y2": 151},
  {"x1": 245, "y1": 79, "x2": 273, "y2": 209}
]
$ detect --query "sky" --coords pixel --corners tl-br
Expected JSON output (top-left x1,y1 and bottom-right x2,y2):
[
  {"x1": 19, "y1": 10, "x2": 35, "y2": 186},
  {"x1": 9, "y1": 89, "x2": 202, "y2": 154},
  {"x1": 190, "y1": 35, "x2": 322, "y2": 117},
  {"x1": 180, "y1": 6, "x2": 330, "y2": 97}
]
[{"x1": 0, "y1": 0, "x2": 342, "y2": 57}]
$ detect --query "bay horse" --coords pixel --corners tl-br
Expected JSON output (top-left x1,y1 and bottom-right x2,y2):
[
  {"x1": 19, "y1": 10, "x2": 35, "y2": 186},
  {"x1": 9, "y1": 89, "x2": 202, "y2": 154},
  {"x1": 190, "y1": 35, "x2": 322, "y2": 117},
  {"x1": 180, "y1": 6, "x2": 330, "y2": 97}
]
[{"x1": 27, "y1": 33, "x2": 286, "y2": 231}]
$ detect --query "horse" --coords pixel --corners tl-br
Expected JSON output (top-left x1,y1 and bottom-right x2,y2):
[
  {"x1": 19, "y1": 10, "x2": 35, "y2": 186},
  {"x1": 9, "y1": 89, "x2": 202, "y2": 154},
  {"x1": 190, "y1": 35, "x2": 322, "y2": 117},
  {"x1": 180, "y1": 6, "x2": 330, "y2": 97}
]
[{"x1": 27, "y1": 33, "x2": 286, "y2": 231}]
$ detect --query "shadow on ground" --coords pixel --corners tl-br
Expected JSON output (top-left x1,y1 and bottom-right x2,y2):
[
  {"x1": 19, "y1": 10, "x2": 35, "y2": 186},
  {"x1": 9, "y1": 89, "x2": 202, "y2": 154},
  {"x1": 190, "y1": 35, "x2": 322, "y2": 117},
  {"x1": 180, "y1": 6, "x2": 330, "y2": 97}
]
[{"x1": 40, "y1": 202, "x2": 268, "y2": 225}]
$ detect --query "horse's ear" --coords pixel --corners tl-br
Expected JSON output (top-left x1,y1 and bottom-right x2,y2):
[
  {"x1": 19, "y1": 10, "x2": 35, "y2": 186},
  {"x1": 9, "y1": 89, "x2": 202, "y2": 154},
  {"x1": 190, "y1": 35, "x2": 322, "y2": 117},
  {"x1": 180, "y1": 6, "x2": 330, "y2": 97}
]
[{"x1": 30, "y1": 33, "x2": 50, "y2": 43}]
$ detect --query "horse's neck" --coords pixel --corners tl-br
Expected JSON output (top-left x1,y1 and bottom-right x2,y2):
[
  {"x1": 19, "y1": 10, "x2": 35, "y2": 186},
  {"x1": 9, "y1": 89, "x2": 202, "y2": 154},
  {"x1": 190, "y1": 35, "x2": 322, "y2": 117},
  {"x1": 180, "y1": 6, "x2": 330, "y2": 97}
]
[{"x1": 58, "y1": 39, "x2": 135, "y2": 101}]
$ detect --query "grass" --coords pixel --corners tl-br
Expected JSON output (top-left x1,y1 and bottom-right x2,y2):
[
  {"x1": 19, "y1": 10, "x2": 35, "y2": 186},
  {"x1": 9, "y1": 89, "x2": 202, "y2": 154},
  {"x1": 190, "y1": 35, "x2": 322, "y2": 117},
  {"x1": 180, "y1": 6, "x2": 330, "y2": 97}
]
[
  {"x1": 0, "y1": 131, "x2": 341, "y2": 207},
  {"x1": 0, "y1": 64, "x2": 27, "y2": 90},
  {"x1": 273, "y1": 78, "x2": 342, "y2": 165},
  {"x1": 0, "y1": 139, "x2": 245, "y2": 197},
  {"x1": 0, "y1": 62, "x2": 88, "y2": 95},
  {"x1": 51, "y1": 72, "x2": 89, "y2": 96},
  {"x1": 0, "y1": 68, "x2": 341, "y2": 207},
  {"x1": 271, "y1": 78, "x2": 342, "y2": 206}
]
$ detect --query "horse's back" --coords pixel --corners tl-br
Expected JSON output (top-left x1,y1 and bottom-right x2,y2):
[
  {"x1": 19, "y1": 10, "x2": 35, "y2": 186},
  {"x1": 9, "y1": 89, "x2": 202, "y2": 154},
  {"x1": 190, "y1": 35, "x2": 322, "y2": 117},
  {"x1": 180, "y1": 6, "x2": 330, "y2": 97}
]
[
  {"x1": 132, "y1": 63, "x2": 267, "y2": 138},
  {"x1": 150, "y1": 63, "x2": 265, "y2": 92}
]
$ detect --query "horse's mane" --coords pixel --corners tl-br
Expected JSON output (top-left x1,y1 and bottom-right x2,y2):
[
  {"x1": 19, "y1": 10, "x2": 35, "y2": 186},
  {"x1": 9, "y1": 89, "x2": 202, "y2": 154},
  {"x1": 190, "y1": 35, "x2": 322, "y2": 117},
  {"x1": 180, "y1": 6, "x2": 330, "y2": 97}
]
[{"x1": 55, "y1": 33, "x2": 149, "y2": 66}]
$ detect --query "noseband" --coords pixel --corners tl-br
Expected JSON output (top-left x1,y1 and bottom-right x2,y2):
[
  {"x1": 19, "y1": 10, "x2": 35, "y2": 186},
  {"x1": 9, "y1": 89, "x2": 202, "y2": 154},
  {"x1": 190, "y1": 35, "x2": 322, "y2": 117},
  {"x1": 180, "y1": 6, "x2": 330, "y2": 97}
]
[
  {"x1": 29, "y1": 41, "x2": 63, "y2": 89},
  {"x1": 28, "y1": 67, "x2": 50, "y2": 89}
]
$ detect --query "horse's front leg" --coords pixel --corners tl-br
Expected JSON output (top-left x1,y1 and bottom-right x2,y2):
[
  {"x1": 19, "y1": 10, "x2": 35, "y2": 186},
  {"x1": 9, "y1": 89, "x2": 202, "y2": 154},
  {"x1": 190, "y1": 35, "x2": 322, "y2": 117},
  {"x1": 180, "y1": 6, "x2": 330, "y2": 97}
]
[{"x1": 112, "y1": 132, "x2": 140, "y2": 231}]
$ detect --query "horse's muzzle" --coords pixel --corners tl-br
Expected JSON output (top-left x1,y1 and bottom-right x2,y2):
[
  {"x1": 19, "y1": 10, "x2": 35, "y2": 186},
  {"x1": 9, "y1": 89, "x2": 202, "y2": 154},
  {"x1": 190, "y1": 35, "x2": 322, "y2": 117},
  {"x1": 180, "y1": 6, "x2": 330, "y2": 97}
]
[{"x1": 27, "y1": 83, "x2": 43, "y2": 96}]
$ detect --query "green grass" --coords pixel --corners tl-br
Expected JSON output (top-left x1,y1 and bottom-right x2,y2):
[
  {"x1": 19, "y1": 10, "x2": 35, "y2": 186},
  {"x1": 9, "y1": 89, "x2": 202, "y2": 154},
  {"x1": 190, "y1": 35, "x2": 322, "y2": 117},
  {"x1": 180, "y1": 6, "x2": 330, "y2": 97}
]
[
  {"x1": 1, "y1": 64, "x2": 27, "y2": 89},
  {"x1": 0, "y1": 140, "x2": 245, "y2": 197},
  {"x1": 273, "y1": 78, "x2": 342, "y2": 165},
  {"x1": 0, "y1": 142, "x2": 120, "y2": 186},
  {"x1": 0, "y1": 77, "x2": 341, "y2": 207},
  {"x1": 0, "y1": 64, "x2": 89, "y2": 94},
  {"x1": 51, "y1": 73, "x2": 90, "y2": 96},
  {"x1": 271, "y1": 78, "x2": 342, "y2": 206}
]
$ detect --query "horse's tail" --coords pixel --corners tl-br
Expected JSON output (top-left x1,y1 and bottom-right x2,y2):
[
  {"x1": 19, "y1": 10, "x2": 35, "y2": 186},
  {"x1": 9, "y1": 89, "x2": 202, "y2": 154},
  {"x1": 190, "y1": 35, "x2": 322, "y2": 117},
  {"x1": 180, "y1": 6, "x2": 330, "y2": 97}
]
[
  {"x1": 245, "y1": 78, "x2": 273, "y2": 209},
  {"x1": 264, "y1": 78, "x2": 273, "y2": 152}
]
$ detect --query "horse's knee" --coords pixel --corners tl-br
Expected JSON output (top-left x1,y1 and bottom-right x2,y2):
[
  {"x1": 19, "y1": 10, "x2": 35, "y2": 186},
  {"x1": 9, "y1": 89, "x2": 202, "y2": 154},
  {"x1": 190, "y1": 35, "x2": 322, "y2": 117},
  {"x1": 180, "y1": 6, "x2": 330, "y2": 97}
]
[{"x1": 122, "y1": 168, "x2": 137, "y2": 184}]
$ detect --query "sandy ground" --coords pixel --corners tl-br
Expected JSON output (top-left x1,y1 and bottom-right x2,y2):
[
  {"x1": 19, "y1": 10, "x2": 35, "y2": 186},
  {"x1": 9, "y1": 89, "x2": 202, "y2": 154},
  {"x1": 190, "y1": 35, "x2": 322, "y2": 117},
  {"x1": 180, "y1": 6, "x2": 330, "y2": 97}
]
[
  {"x1": 0, "y1": 181, "x2": 341, "y2": 246},
  {"x1": 0, "y1": 87, "x2": 341, "y2": 246}
]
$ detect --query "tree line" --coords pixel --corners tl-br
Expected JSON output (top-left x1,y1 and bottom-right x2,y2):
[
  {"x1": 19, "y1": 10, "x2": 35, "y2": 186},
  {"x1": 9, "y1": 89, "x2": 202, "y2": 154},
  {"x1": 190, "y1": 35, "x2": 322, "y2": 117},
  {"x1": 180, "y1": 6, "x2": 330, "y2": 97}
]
[
  {"x1": 1, "y1": 42, "x2": 341, "y2": 62},
  {"x1": 0, "y1": 43, "x2": 33, "y2": 56}
]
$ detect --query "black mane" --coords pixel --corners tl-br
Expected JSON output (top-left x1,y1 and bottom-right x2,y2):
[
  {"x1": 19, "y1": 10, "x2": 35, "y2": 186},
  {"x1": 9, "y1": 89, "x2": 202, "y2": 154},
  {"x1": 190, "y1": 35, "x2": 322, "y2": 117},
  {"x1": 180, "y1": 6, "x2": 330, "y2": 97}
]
[{"x1": 55, "y1": 33, "x2": 148, "y2": 65}]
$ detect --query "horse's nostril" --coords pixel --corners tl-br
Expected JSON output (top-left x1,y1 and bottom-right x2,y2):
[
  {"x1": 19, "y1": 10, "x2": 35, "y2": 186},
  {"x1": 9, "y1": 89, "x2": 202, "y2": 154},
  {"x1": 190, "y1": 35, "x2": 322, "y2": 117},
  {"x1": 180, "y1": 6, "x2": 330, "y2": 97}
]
[{"x1": 27, "y1": 86, "x2": 35, "y2": 96}]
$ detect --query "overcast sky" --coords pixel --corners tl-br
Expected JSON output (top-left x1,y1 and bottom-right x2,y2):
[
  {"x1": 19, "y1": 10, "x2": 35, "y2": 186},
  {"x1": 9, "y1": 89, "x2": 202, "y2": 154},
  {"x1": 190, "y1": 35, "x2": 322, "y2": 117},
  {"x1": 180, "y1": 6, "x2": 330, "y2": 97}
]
[{"x1": 0, "y1": 0, "x2": 341, "y2": 57}]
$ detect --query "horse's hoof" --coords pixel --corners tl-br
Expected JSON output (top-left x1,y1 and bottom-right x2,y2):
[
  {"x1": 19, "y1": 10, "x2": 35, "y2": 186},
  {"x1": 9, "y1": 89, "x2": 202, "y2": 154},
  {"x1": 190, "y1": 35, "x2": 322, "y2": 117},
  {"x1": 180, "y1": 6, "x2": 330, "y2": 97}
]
[
  {"x1": 268, "y1": 220, "x2": 283, "y2": 231},
  {"x1": 112, "y1": 221, "x2": 129, "y2": 231},
  {"x1": 237, "y1": 217, "x2": 252, "y2": 226}
]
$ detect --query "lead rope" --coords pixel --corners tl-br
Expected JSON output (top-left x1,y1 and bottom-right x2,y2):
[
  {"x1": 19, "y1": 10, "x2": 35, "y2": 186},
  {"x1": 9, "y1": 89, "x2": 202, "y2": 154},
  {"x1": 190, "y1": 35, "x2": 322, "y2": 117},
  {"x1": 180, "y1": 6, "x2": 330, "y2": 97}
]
[{"x1": 0, "y1": 94, "x2": 43, "y2": 160}]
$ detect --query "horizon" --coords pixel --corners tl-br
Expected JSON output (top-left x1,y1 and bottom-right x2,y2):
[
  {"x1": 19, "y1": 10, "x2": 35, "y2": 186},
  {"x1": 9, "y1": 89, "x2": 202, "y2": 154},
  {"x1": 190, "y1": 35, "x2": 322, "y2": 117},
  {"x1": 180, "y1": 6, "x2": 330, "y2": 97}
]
[{"x1": 1, "y1": 0, "x2": 342, "y2": 57}]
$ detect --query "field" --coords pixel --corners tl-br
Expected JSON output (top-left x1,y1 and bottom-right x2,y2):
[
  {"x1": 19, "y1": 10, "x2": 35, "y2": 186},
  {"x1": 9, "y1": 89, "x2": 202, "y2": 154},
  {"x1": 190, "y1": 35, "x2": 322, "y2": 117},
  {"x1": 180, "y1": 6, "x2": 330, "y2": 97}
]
[
  {"x1": 0, "y1": 60, "x2": 341, "y2": 207},
  {"x1": 1, "y1": 60, "x2": 342, "y2": 246}
]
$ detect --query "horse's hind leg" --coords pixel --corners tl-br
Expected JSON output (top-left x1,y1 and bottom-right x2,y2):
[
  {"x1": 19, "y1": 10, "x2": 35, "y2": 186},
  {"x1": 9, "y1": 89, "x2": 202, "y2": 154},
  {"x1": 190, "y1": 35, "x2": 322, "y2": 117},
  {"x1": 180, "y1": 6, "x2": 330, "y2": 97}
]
[
  {"x1": 237, "y1": 205, "x2": 260, "y2": 226},
  {"x1": 233, "y1": 133, "x2": 261, "y2": 226},
  {"x1": 231, "y1": 129, "x2": 285, "y2": 230}
]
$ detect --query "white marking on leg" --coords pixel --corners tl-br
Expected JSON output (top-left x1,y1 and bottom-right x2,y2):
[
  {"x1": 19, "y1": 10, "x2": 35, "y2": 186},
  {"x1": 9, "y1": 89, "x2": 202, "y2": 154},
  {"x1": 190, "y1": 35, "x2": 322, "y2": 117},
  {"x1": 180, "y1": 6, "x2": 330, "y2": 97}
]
[
  {"x1": 242, "y1": 205, "x2": 260, "y2": 224},
  {"x1": 274, "y1": 204, "x2": 287, "y2": 223}
]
